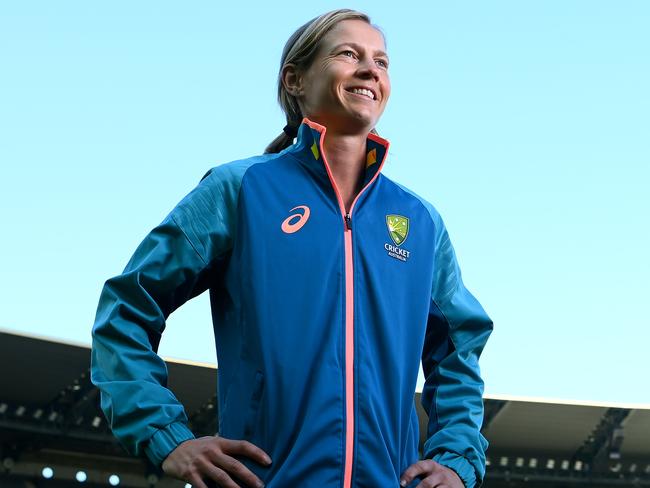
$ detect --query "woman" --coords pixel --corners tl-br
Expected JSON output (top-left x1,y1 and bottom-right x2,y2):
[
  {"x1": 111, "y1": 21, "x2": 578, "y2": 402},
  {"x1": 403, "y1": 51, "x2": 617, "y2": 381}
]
[{"x1": 91, "y1": 9, "x2": 492, "y2": 488}]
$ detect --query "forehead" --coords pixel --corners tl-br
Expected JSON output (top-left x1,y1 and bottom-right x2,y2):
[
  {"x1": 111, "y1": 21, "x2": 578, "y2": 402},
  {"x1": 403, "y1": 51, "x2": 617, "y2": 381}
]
[{"x1": 321, "y1": 19, "x2": 386, "y2": 52}]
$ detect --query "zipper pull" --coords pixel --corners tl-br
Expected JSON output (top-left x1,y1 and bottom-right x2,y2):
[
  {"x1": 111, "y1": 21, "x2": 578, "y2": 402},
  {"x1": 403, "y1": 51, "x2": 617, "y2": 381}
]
[{"x1": 345, "y1": 213, "x2": 352, "y2": 230}]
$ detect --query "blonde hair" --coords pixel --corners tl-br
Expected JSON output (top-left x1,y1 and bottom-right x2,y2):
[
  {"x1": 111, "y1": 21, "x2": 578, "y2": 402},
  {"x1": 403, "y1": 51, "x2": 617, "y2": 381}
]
[{"x1": 264, "y1": 9, "x2": 382, "y2": 154}]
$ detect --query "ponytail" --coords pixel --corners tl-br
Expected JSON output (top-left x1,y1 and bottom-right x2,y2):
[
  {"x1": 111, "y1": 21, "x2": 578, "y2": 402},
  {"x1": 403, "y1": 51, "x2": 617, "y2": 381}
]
[
  {"x1": 264, "y1": 123, "x2": 299, "y2": 154},
  {"x1": 264, "y1": 131, "x2": 294, "y2": 154}
]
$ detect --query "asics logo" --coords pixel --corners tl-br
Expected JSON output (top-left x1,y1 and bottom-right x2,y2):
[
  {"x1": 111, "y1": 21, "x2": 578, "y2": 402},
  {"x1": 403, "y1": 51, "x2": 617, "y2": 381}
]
[{"x1": 281, "y1": 205, "x2": 310, "y2": 234}]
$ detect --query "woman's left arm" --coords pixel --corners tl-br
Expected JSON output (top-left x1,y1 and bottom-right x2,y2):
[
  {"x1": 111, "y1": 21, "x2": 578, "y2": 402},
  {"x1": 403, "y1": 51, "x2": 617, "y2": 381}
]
[{"x1": 401, "y1": 209, "x2": 493, "y2": 488}]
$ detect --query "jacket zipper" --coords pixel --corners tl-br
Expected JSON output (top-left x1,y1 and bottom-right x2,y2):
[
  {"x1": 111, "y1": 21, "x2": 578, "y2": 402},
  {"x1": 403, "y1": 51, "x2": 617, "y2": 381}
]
[
  {"x1": 345, "y1": 213, "x2": 352, "y2": 230},
  {"x1": 318, "y1": 148, "x2": 379, "y2": 488},
  {"x1": 342, "y1": 216, "x2": 354, "y2": 488}
]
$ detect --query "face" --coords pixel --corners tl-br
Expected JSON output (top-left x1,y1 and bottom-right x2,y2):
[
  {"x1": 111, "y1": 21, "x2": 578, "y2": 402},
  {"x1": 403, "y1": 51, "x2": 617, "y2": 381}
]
[{"x1": 285, "y1": 19, "x2": 391, "y2": 134}]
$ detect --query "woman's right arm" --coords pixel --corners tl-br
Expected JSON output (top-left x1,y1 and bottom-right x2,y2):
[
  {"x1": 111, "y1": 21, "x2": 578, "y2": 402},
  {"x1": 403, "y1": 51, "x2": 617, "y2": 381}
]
[
  {"x1": 91, "y1": 163, "x2": 270, "y2": 487},
  {"x1": 91, "y1": 210, "x2": 209, "y2": 464}
]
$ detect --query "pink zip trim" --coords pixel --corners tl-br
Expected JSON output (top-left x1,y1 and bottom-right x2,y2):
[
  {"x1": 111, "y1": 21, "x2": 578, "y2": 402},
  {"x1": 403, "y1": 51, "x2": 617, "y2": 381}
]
[
  {"x1": 302, "y1": 117, "x2": 389, "y2": 488},
  {"x1": 343, "y1": 229, "x2": 354, "y2": 488}
]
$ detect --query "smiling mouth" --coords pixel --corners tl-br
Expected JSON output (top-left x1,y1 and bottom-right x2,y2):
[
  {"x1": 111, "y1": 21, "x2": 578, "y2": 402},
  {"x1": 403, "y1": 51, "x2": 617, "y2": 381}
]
[{"x1": 345, "y1": 87, "x2": 376, "y2": 101}]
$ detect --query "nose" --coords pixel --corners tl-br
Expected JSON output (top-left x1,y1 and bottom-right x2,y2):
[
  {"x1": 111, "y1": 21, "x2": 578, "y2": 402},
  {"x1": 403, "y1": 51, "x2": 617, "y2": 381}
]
[{"x1": 356, "y1": 58, "x2": 381, "y2": 81}]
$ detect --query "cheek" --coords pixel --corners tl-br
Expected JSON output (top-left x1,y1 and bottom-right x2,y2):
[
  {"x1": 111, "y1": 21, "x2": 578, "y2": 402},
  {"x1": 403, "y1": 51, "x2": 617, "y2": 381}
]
[
  {"x1": 312, "y1": 75, "x2": 335, "y2": 98},
  {"x1": 305, "y1": 79, "x2": 328, "y2": 107},
  {"x1": 382, "y1": 77, "x2": 392, "y2": 100}
]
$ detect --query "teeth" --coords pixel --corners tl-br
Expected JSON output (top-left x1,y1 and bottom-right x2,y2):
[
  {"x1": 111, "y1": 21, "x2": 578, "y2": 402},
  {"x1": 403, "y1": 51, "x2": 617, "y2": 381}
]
[{"x1": 351, "y1": 88, "x2": 374, "y2": 100}]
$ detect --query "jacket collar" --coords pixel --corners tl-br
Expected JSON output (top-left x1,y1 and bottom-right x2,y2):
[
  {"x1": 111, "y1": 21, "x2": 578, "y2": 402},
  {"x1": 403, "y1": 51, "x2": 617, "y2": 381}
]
[{"x1": 288, "y1": 117, "x2": 390, "y2": 189}]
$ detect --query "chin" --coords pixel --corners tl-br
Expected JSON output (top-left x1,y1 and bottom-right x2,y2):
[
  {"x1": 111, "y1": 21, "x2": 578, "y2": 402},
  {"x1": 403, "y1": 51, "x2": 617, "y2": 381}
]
[
  {"x1": 319, "y1": 107, "x2": 378, "y2": 133},
  {"x1": 341, "y1": 107, "x2": 375, "y2": 124},
  {"x1": 351, "y1": 113, "x2": 378, "y2": 130}
]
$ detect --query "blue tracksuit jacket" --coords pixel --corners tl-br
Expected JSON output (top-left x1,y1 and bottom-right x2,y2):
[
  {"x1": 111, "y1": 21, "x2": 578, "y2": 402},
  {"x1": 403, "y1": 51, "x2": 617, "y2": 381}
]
[{"x1": 91, "y1": 117, "x2": 493, "y2": 487}]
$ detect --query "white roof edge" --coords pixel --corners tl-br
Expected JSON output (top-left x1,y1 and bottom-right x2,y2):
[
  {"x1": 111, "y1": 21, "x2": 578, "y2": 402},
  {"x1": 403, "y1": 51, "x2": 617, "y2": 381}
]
[
  {"x1": 483, "y1": 392, "x2": 650, "y2": 410},
  {"x1": 1, "y1": 328, "x2": 647, "y2": 405},
  {"x1": 160, "y1": 355, "x2": 217, "y2": 369},
  {"x1": 0, "y1": 327, "x2": 92, "y2": 349},
  {"x1": 0, "y1": 327, "x2": 218, "y2": 370}
]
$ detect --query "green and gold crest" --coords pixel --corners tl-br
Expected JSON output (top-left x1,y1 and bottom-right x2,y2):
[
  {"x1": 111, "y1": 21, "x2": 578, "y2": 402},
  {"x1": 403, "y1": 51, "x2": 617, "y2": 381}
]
[{"x1": 386, "y1": 214, "x2": 409, "y2": 246}]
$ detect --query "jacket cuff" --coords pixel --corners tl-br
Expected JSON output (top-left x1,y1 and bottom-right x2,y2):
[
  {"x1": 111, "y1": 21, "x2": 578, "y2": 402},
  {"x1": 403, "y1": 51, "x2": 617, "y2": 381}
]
[
  {"x1": 144, "y1": 421, "x2": 195, "y2": 468},
  {"x1": 432, "y1": 451, "x2": 477, "y2": 488}
]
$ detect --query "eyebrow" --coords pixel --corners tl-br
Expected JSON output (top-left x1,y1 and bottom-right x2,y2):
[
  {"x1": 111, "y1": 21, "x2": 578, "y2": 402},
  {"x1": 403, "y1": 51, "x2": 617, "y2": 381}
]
[{"x1": 330, "y1": 42, "x2": 389, "y2": 60}]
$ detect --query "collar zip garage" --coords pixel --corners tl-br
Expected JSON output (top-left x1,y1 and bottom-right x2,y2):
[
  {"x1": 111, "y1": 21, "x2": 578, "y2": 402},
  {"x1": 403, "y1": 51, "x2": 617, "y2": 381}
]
[{"x1": 299, "y1": 118, "x2": 389, "y2": 194}]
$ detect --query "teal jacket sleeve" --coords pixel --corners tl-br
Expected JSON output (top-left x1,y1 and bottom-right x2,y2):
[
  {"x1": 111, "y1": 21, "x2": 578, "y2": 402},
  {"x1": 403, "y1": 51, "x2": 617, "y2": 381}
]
[
  {"x1": 420, "y1": 211, "x2": 493, "y2": 488},
  {"x1": 90, "y1": 164, "x2": 243, "y2": 468}
]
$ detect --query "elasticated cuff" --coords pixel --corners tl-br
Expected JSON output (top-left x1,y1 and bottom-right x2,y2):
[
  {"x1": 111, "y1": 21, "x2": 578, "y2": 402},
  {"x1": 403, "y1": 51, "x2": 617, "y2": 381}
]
[
  {"x1": 432, "y1": 451, "x2": 478, "y2": 488},
  {"x1": 144, "y1": 421, "x2": 195, "y2": 468}
]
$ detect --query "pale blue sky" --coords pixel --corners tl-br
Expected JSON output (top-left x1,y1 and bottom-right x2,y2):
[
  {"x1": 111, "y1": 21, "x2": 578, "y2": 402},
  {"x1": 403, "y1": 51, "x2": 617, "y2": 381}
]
[{"x1": 1, "y1": 1, "x2": 648, "y2": 404}]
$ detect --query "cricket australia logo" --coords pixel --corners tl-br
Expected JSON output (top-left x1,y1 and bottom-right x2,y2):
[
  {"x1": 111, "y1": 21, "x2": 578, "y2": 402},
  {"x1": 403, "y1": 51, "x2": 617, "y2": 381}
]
[{"x1": 385, "y1": 214, "x2": 411, "y2": 262}]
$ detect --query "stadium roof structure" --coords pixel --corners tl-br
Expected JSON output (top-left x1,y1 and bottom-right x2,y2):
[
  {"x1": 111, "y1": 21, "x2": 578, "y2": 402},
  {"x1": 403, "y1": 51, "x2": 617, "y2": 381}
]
[{"x1": 1, "y1": 329, "x2": 648, "y2": 487}]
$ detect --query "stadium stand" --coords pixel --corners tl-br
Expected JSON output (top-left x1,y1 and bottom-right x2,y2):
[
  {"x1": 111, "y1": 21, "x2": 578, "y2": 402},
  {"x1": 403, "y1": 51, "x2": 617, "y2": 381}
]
[{"x1": 1, "y1": 329, "x2": 648, "y2": 487}]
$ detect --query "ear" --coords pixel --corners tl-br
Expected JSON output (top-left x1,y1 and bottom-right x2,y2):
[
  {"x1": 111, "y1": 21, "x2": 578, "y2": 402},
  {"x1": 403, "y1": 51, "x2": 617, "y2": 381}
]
[{"x1": 282, "y1": 63, "x2": 304, "y2": 97}]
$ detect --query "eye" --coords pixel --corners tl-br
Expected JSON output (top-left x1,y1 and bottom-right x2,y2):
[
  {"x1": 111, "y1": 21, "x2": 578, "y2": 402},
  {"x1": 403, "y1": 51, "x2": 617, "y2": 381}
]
[
  {"x1": 340, "y1": 50, "x2": 357, "y2": 59},
  {"x1": 375, "y1": 59, "x2": 389, "y2": 69}
]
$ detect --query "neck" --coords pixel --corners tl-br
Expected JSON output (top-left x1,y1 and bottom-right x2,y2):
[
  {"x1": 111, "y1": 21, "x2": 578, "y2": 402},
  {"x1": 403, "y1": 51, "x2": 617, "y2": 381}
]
[{"x1": 322, "y1": 128, "x2": 369, "y2": 213}]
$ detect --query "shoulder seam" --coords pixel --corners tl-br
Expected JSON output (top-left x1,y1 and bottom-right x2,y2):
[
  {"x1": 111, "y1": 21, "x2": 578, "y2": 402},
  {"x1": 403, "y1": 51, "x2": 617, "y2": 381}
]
[
  {"x1": 381, "y1": 176, "x2": 439, "y2": 228},
  {"x1": 170, "y1": 214, "x2": 208, "y2": 266}
]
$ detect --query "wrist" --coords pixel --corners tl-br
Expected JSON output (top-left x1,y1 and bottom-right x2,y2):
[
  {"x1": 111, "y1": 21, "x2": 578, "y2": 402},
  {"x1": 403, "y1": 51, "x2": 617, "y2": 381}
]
[
  {"x1": 432, "y1": 451, "x2": 477, "y2": 488},
  {"x1": 144, "y1": 421, "x2": 195, "y2": 468}
]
